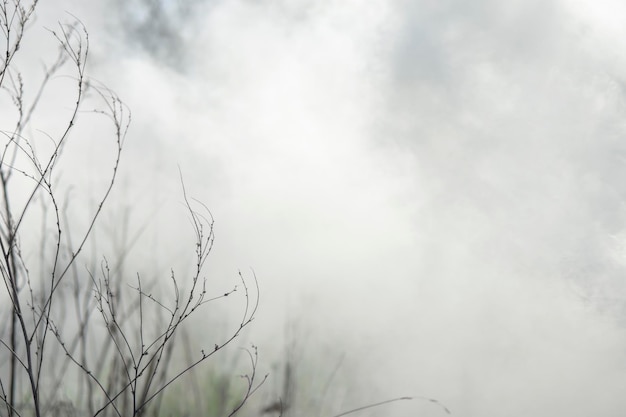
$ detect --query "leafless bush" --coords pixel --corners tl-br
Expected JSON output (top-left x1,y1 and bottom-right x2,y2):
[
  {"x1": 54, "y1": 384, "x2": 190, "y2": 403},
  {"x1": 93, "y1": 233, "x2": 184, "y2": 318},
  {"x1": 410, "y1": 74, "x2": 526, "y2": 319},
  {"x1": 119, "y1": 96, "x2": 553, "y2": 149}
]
[{"x1": 0, "y1": 2, "x2": 263, "y2": 417}]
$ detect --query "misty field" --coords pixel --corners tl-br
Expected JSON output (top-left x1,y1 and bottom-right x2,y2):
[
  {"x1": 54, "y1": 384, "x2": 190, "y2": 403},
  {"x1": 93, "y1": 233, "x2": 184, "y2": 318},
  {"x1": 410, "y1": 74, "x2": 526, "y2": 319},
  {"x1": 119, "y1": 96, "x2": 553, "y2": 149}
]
[{"x1": 3, "y1": 1, "x2": 626, "y2": 417}]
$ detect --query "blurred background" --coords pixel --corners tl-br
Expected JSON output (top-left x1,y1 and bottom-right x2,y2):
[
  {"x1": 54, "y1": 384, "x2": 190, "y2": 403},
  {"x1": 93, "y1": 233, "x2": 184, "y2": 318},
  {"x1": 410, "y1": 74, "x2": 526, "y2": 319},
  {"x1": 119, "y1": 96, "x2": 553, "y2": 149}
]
[{"x1": 8, "y1": 0, "x2": 626, "y2": 415}]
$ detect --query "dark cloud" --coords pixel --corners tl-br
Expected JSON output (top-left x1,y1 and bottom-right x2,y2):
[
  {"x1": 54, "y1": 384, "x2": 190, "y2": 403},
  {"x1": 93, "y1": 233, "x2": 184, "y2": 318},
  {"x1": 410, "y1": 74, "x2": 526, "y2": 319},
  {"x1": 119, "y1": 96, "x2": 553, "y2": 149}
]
[{"x1": 108, "y1": 0, "x2": 212, "y2": 70}]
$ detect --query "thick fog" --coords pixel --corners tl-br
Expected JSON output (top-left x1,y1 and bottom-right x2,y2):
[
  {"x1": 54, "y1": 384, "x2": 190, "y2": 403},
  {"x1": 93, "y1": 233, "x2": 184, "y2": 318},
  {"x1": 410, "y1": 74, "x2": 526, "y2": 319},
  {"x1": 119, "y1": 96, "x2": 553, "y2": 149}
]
[{"x1": 18, "y1": 0, "x2": 626, "y2": 415}]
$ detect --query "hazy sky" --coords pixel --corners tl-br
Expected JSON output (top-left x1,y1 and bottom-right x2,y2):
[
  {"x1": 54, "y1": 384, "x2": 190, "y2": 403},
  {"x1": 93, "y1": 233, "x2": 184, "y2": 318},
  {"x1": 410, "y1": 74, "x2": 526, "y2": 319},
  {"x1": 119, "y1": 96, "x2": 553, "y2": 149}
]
[{"x1": 22, "y1": 0, "x2": 626, "y2": 415}]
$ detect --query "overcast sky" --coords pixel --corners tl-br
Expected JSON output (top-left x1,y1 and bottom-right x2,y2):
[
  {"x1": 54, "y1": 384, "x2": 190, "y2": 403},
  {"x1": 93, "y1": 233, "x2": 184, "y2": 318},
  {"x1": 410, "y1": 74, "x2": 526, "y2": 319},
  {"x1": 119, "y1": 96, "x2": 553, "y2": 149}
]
[{"x1": 22, "y1": 0, "x2": 626, "y2": 415}]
